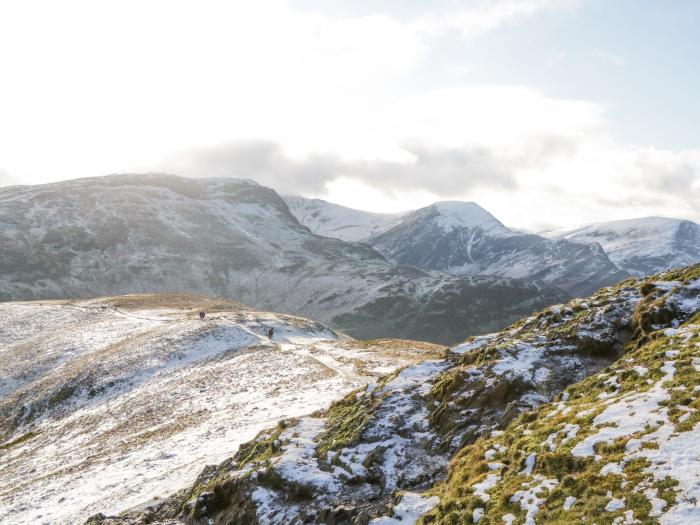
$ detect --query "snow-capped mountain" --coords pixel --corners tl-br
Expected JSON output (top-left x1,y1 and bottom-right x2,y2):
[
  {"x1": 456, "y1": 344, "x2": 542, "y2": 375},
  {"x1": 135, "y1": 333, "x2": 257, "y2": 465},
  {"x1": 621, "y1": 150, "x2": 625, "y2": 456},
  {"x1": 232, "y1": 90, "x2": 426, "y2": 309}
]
[
  {"x1": 369, "y1": 201, "x2": 628, "y2": 297},
  {"x1": 284, "y1": 196, "x2": 406, "y2": 243},
  {"x1": 0, "y1": 174, "x2": 567, "y2": 344},
  {"x1": 0, "y1": 294, "x2": 442, "y2": 524},
  {"x1": 90, "y1": 264, "x2": 700, "y2": 525},
  {"x1": 544, "y1": 216, "x2": 700, "y2": 277}
]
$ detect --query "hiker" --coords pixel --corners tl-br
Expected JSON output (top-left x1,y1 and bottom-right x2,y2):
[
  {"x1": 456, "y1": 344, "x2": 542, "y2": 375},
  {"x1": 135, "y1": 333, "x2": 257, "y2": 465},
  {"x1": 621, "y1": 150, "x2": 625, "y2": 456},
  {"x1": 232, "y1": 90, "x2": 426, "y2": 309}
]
[
  {"x1": 199, "y1": 310, "x2": 205, "y2": 320},
  {"x1": 267, "y1": 327, "x2": 274, "y2": 340}
]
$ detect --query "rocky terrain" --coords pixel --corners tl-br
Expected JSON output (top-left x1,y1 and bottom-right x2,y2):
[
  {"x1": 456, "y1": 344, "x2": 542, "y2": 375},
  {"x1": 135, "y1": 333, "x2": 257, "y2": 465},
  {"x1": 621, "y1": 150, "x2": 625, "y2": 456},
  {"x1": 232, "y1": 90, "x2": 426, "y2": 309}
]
[
  {"x1": 544, "y1": 216, "x2": 700, "y2": 277},
  {"x1": 0, "y1": 174, "x2": 567, "y2": 345},
  {"x1": 86, "y1": 265, "x2": 699, "y2": 524},
  {"x1": 288, "y1": 198, "x2": 629, "y2": 297},
  {"x1": 0, "y1": 294, "x2": 444, "y2": 524}
]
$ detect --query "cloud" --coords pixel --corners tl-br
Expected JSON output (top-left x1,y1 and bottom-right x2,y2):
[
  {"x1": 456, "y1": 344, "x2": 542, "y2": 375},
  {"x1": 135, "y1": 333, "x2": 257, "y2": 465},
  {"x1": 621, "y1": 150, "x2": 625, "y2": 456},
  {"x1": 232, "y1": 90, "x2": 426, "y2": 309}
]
[
  {"x1": 162, "y1": 132, "x2": 594, "y2": 198},
  {"x1": 0, "y1": 169, "x2": 20, "y2": 187},
  {"x1": 165, "y1": 134, "x2": 700, "y2": 230},
  {"x1": 163, "y1": 140, "x2": 517, "y2": 195},
  {"x1": 412, "y1": 0, "x2": 581, "y2": 39},
  {"x1": 626, "y1": 148, "x2": 700, "y2": 207},
  {"x1": 294, "y1": 0, "x2": 580, "y2": 38}
]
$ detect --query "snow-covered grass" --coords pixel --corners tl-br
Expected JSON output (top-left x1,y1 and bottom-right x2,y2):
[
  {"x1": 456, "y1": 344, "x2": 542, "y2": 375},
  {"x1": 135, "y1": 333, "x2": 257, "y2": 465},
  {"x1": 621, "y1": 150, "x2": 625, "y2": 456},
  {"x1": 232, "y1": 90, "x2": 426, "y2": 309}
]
[
  {"x1": 425, "y1": 271, "x2": 700, "y2": 525},
  {"x1": 369, "y1": 492, "x2": 440, "y2": 525},
  {"x1": 0, "y1": 297, "x2": 428, "y2": 525}
]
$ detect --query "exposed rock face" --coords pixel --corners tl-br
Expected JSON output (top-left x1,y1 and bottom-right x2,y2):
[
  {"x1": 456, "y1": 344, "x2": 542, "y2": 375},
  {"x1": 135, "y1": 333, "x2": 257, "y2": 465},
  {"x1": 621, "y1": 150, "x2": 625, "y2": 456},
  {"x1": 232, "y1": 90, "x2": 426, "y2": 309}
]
[
  {"x1": 369, "y1": 202, "x2": 628, "y2": 297},
  {"x1": 545, "y1": 216, "x2": 700, "y2": 277},
  {"x1": 94, "y1": 265, "x2": 699, "y2": 525},
  {"x1": 0, "y1": 174, "x2": 567, "y2": 344}
]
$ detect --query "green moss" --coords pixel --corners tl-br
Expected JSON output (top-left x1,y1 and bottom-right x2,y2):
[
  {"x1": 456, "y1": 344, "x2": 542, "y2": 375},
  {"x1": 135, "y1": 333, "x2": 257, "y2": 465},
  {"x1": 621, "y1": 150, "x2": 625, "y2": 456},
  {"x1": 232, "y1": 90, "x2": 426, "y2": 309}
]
[
  {"x1": 0, "y1": 430, "x2": 39, "y2": 451},
  {"x1": 655, "y1": 264, "x2": 700, "y2": 284},
  {"x1": 234, "y1": 421, "x2": 288, "y2": 468},
  {"x1": 426, "y1": 313, "x2": 700, "y2": 525}
]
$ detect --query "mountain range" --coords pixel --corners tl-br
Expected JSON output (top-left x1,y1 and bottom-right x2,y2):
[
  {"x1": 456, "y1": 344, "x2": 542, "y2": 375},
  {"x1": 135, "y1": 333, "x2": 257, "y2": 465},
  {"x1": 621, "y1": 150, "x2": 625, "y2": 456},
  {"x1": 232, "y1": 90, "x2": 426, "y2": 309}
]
[
  {"x1": 1, "y1": 173, "x2": 698, "y2": 346},
  {"x1": 286, "y1": 196, "x2": 700, "y2": 294},
  {"x1": 0, "y1": 174, "x2": 568, "y2": 345},
  {"x1": 543, "y1": 216, "x2": 700, "y2": 277}
]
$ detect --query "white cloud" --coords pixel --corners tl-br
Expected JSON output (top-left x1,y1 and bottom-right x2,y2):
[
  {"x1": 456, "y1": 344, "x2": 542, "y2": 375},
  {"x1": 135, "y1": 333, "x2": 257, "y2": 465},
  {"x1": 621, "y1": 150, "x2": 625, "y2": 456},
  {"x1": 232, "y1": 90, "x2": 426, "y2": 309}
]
[
  {"x1": 0, "y1": 0, "x2": 698, "y2": 230},
  {"x1": 413, "y1": 0, "x2": 580, "y2": 38}
]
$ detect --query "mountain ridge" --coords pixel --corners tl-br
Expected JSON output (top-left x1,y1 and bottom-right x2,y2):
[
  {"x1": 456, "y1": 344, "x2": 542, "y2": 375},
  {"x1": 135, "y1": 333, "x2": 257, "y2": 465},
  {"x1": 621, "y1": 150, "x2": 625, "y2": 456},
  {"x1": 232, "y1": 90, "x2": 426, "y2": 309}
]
[
  {"x1": 367, "y1": 201, "x2": 628, "y2": 297},
  {"x1": 0, "y1": 173, "x2": 567, "y2": 345},
  {"x1": 543, "y1": 216, "x2": 700, "y2": 277},
  {"x1": 85, "y1": 264, "x2": 700, "y2": 525},
  {"x1": 0, "y1": 293, "x2": 445, "y2": 524}
]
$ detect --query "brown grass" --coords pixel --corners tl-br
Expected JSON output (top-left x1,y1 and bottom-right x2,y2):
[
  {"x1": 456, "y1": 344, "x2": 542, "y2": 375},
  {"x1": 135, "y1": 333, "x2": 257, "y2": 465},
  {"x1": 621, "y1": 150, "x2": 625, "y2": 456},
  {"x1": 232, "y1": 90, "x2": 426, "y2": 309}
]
[{"x1": 88, "y1": 293, "x2": 251, "y2": 312}]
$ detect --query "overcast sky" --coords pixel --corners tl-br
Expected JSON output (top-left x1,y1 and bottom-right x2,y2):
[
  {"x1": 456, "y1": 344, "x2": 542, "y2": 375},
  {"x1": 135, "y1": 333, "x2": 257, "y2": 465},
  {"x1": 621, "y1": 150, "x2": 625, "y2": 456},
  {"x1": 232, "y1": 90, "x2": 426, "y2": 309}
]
[{"x1": 1, "y1": 0, "x2": 699, "y2": 230}]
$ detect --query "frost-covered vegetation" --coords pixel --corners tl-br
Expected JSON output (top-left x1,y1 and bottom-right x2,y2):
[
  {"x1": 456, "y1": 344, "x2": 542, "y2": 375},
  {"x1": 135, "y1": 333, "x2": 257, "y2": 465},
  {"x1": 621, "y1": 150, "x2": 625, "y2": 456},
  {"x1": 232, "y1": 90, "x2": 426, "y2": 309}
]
[
  {"x1": 428, "y1": 267, "x2": 700, "y2": 524},
  {"x1": 94, "y1": 265, "x2": 699, "y2": 525},
  {"x1": 0, "y1": 294, "x2": 441, "y2": 524}
]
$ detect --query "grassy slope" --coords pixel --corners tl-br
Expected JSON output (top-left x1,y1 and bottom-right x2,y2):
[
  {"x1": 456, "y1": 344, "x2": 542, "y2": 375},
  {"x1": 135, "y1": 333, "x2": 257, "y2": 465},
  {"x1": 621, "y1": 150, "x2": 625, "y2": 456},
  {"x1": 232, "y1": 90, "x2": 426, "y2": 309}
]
[{"x1": 423, "y1": 265, "x2": 700, "y2": 524}]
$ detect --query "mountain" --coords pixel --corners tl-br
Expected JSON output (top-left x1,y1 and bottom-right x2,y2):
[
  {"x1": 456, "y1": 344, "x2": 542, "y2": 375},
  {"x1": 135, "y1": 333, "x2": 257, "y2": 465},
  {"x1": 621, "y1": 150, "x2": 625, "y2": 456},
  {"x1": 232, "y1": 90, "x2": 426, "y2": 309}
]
[
  {"x1": 368, "y1": 201, "x2": 628, "y2": 297},
  {"x1": 544, "y1": 216, "x2": 700, "y2": 277},
  {"x1": 0, "y1": 294, "x2": 444, "y2": 524},
  {"x1": 0, "y1": 173, "x2": 568, "y2": 345},
  {"x1": 284, "y1": 196, "x2": 406, "y2": 243},
  {"x1": 87, "y1": 264, "x2": 700, "y2": 525}
]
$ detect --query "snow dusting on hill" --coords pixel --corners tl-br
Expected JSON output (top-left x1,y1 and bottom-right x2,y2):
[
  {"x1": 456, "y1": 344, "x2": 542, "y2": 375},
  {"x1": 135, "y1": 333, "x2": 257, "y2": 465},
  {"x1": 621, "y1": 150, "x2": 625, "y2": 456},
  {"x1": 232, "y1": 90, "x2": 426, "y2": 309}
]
[{"x1": 0, "y1": 295, "x2": 441, "y2": 524}]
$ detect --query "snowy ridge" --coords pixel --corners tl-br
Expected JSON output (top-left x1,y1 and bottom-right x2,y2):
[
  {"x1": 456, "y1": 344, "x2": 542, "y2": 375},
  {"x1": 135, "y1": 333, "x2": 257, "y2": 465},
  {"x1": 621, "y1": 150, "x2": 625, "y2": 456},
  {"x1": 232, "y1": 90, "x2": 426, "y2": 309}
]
[
  {"x1": 544, "y1": 216, "x2": 700, "y2": 277},
  {"x1": 284, "y1": 196, "x2": 407, "y2": 243},
  {"x1": 0, "y1": 295, "x2": 441, "y2": 524},
  {"x1": 369, "y1": 201, "x2": 627, "y2": 296},
  {"x1": 404, "y1": 201, "x2": 511, "y2": 236},
  {"x1": 0, "y1": 173, "x2": 567, "y2": 345},
  {"x1": 97, "y1": 264, "x2": 699, "y2": 525}
]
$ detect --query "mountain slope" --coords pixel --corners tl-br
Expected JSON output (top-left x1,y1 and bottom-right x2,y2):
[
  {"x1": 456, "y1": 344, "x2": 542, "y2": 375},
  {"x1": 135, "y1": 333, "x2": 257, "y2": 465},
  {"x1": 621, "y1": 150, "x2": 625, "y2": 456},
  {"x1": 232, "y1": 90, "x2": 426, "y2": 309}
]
[
  {"x1": 428, "y1": 269, "x2": 700, "y2": 524},
  {"x1": 284, "y1": 196, "x2": 406, "y2": 243},
  {"x1": 545, "y1": 216, "x2": 700, "y2": 277},
  {"x1": 0, "y1": 174, "x2": 567, "y2": 344},
  {"x1": 369, "y1": 201, "x2": 628, "y2": 297},
  {"x1": 95, "y1": 265, "x2": 700, "y2": 525},
  {"x1": 0, "y1": 294, "x2": 444, "y2": 524}
]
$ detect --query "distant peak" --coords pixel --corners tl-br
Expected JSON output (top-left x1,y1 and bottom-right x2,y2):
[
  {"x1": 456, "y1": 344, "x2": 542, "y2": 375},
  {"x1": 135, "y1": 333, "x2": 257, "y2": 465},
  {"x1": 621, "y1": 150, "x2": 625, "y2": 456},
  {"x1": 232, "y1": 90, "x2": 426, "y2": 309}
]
[{"x1": 418, "y1": 201, "x2": 508, "y2": 233}]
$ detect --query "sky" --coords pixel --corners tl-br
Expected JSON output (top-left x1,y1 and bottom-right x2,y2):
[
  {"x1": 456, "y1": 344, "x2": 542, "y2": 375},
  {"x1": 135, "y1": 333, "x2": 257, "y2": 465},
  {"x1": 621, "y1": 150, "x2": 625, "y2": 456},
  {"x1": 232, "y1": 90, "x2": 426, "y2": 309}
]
[{"x1": 0, "y1": 0, "x2": 699, "y2": 230}]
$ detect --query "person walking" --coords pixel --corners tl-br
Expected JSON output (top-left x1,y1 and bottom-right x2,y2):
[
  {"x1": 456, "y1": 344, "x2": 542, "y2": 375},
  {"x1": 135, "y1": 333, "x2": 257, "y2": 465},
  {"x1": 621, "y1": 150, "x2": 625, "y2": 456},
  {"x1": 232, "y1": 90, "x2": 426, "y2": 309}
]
[{"x1": 267, "y1": 327, "x2": 274, "y2": 340}]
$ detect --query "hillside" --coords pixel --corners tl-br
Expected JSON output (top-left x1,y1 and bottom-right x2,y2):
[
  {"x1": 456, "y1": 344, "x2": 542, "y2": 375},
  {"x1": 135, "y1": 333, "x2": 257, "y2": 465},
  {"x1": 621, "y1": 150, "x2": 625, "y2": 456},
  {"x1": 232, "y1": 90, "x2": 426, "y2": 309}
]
[
  {"x1": 0, "y1": 294, "x2": 444, "y2": 524},
  {"x1": 545, "y1": 217, "x2": 700, "y2": 277},
  {"x1": 90, "y1": 265, "x2": 699, "y2": 524},
  {"x1": 284, "y1": 197, "x2": 406, "y2": 243},
  {"x1": 0, "y1": 173, "x2": 567, "y2": 345}
]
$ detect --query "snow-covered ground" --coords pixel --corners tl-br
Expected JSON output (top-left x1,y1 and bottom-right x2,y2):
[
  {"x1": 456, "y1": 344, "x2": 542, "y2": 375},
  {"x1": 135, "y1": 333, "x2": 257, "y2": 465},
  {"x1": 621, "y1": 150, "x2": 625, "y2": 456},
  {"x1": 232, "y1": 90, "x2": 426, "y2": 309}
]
[
  {"x1": 544, "y1": 216, "x2": 700, "y2": 276},
  {"x1": 284, "y1": 196, "x2": 406, "y2": 243},
  {"x1": 0, "y1": 296, "x2": 433, "y2": 524}
]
